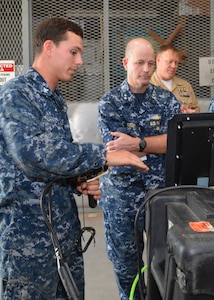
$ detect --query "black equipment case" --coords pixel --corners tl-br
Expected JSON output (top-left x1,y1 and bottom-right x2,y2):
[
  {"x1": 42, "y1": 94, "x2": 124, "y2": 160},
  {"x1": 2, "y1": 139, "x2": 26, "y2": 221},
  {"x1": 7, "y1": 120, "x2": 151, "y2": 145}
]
[{"x1": 145, "y1": 187, "x2": 214, "y2": 300}]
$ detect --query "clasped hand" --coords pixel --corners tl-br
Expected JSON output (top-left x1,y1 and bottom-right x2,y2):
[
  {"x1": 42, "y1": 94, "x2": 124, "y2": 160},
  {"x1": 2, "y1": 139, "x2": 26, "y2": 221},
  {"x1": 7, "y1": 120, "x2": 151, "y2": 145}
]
[{"x1": 77, "y1": 179, "x2": 101, "y2": 201}]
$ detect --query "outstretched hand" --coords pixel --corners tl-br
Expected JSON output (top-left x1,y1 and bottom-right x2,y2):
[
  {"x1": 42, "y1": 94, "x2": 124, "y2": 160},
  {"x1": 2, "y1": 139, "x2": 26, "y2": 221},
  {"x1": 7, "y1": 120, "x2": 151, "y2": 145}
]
[{"x1": 105, "y1": 149, "x2": 149, "y2": 172}]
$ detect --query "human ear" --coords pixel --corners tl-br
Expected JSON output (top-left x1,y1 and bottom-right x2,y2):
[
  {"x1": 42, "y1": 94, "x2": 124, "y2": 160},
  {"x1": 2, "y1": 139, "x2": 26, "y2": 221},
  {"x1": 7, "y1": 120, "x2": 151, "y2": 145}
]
[
  {"x1": 123, "y1": 57, "x2": 128, "y2": 71},
  {"x1": 43, "y1": 40, "x2": 54, "y2": 56}
]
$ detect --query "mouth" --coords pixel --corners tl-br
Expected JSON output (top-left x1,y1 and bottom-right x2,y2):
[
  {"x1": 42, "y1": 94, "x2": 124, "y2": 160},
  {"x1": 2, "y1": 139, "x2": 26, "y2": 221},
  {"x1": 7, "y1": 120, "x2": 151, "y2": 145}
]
[
  {"x1": 69, "y1": 68, "x2": 77, "y2": 74},
  {"x1": 140, "y1": 75, "x2": 150, "y2": 80},
  {"x1": 168, "y1": 70, "x2": 176, "y2": 74}
]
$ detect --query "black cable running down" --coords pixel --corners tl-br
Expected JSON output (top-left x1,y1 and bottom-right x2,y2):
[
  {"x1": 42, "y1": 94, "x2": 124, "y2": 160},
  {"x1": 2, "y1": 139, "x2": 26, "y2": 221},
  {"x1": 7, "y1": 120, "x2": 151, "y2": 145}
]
[
  {"x1": 134, "y1": 185, "x2": 214, "y2": 300},
  {"x1": 40, "y1": 179, "x2": 81, "y2": 300},
  {"x1": 39, "y1": 166, "x2": 108, "y2": 299}
]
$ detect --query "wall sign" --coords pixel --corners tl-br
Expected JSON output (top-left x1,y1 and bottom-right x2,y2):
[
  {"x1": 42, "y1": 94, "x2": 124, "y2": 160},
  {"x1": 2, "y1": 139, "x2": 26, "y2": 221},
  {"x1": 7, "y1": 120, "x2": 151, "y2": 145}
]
[
  {"x1": 199, "y1": 57, "x2": 214, "y2": 87},
  {"x1": 0, "y1": 60, "x2": 15, "y2": 87}
]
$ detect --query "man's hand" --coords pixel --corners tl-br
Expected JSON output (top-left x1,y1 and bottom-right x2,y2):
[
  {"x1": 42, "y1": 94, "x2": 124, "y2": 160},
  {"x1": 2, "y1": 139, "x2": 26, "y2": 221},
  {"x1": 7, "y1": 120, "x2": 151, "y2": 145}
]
[
  {"x1": 106, "y1": 132, "x2": 139, "y2": 152},
  {"x1": 77, "y1": 179, "x2": 101, "y2": 201},
  {"x1": 105, "y1": 149, "x2": 149, "y2": 172},
  {"x1": 180, "y1": 105, "x2": 196, "y2": 114},
  {"x1": 106, "y1": 131, "x2": 167, "y2": 155}
]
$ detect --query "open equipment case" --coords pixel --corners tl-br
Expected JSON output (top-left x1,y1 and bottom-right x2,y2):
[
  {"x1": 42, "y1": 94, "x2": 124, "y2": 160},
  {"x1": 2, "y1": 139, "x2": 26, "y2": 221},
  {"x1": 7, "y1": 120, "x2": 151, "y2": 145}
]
[{"x1": 145, "y1": 113, "x2": 214, "y2": 300}]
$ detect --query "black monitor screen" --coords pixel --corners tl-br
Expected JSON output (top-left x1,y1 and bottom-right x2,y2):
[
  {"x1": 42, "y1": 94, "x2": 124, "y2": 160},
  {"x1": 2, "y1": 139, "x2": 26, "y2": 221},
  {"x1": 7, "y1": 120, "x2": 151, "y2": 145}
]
[{"x1": 165, "y1": 113, "x2": 214, "y2": 187}]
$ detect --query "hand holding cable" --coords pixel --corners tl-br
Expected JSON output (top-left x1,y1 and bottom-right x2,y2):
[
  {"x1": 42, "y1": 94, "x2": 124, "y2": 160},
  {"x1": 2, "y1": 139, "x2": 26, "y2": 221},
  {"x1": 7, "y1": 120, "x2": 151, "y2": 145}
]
[{"x1": 77, "y1": 179, "x2": 101, "y2": 201}]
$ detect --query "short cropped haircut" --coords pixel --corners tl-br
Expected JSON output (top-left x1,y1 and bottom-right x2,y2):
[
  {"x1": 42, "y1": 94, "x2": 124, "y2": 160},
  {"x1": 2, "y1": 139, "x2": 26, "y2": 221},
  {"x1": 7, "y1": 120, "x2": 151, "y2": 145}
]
[
  {"x1": 156, "y1": 44, "x2": 179, "y2": 56},
  {"x1": 33, "y1": 17, "x2": 83, "y2": 55}
]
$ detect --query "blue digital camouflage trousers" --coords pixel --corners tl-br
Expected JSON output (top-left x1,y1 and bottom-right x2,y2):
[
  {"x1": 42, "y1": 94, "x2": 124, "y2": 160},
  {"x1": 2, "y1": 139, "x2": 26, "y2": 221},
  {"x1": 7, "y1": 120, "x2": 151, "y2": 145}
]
[
  {"x1": 99, "y1": 181, "x2": 147, "y2": 300},
  {"x1": 0, "y1": 195, "x2": 85, "y2": 300},
  {"x1": 0, "y1": 244, "x2": 84, "y2": 300}
]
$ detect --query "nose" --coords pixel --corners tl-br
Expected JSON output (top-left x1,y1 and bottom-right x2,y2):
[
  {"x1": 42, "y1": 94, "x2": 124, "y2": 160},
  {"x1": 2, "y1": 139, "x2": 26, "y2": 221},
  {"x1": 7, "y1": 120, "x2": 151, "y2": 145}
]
[
  {"x1": 171, "y1": 61, "x2": 178, "y2": 68},
  {"x1": 143, "y1": 63, "x2": 150, "y2": 72},
  {"x1": 76, "y1": 53, "x2": 83, "y2": 66}
]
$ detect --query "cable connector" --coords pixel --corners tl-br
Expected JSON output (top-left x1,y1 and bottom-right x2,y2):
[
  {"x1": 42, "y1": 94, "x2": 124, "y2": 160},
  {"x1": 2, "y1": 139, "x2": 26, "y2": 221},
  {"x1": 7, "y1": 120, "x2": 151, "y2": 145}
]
[
  {"x1": 55, "y1": 248, "x2": 81, "y2": 300},
  {"x1": 77, "y1": 166, "x2": 109, "y2": 183}
]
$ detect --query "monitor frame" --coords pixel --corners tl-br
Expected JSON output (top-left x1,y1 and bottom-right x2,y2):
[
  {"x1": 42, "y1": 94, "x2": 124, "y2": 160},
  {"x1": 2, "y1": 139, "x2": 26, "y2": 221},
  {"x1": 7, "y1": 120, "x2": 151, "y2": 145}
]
[{"x1": 165, "y1": 113, "x2": 214, "y2": 187}]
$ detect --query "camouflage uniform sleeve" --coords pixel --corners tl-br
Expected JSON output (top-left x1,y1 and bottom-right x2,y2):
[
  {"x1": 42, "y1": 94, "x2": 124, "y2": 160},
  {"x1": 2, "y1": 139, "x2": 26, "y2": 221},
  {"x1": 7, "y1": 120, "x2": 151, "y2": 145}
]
[
  {"x1": 0, "y1": 83, "x2": 106, "y2": 181},
  {"x1": 209, "y1": 97, "x2": 214, "y2": 112},
  {"x1": 98, "y1": 92, "x2": 127, "y2": 144}
]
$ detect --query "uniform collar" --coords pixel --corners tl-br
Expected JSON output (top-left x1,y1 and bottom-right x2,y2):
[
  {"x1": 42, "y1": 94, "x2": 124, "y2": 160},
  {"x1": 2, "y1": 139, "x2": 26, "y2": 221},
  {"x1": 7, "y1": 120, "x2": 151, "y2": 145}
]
[{"x1": 27, "y1": 67, "x2": 59, "y2": 98}]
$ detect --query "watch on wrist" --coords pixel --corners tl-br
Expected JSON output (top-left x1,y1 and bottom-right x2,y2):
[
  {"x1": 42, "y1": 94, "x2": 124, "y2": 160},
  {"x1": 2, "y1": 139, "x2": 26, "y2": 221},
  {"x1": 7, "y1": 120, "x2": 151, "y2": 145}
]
[{"x1": 139, "y1": 138, "x2": 147, "y2": 152}]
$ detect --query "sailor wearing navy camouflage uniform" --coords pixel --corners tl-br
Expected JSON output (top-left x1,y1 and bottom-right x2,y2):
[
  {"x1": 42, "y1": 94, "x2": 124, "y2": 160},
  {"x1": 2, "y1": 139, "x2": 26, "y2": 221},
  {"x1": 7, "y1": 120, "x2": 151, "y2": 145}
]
[
  {"x1": 0, "y1": 68, "x2": 105, "y2": 300},
  {"x1": 0, "y1": 18, "x2": 148, "y2": 300},
  {"x1": 98, "y1": 38, "x2": 180, "y2": 300}
]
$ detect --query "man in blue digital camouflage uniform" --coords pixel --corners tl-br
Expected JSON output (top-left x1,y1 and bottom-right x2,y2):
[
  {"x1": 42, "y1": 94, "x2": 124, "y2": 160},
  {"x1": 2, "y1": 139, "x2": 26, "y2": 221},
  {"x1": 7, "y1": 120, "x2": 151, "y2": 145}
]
[
  {"x1": 98, "y1": 38, "x2": 181, "y2": 300},
  {"x1": 0, "y1": 19, "x2": 148, "y2": 300}
]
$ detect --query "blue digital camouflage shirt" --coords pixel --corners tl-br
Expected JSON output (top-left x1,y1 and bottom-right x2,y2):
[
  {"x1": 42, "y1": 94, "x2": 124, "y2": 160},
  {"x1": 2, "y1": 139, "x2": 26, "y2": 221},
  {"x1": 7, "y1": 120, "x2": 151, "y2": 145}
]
[
  {"x1": 0, "y1": 67, "x2": 106, "y2": 299},
  {"x1": 98, "y1": 80, "x2": 181, "y2": 201}
]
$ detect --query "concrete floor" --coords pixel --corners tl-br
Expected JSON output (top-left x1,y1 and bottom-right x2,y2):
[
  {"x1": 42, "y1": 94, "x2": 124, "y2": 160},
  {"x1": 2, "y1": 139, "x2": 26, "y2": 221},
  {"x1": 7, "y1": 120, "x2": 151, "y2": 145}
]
[{"x1": 79, "y1": 208, "x2": 120, "y2": 300}]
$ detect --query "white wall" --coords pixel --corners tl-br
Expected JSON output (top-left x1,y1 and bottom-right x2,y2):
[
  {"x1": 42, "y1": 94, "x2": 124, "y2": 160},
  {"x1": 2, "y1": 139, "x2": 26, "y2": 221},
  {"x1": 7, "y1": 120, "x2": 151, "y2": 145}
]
[
  {"x1": 67, "y1": 101, "x2": 102, "y2": 211},
  {"x1": 198, "y1": 98, "x2": 210, "y2": 112},
  {"x1": 67, "y1": 101, "x2": 102, "y2": 144}
]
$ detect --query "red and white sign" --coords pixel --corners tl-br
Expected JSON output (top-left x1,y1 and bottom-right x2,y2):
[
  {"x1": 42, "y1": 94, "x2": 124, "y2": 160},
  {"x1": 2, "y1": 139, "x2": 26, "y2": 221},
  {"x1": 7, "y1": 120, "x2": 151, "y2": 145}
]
[{"x1": 0, "y1": 60, "x2": 15, "y2": 86}]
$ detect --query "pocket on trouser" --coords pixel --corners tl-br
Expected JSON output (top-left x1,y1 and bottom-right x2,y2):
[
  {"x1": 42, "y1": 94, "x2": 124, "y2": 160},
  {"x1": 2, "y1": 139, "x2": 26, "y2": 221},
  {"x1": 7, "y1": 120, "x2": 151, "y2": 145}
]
[{"x1": 0, "y1": 251, "x2": 59, "y2": 299}]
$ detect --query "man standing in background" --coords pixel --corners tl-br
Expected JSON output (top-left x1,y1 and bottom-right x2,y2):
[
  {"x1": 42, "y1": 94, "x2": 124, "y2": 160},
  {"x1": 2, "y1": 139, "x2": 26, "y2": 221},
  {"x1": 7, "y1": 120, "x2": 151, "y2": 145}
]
[{"x1": 150, "y1": 44, "x2": 200, "y2": 113}]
